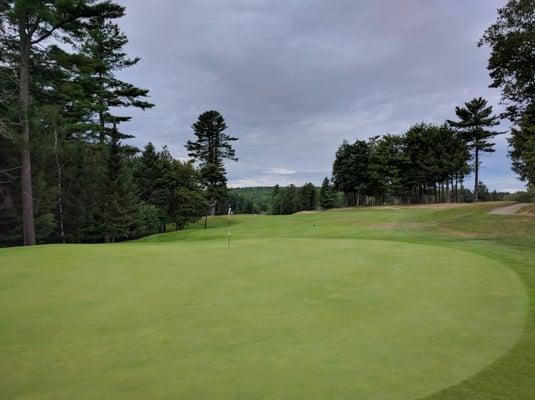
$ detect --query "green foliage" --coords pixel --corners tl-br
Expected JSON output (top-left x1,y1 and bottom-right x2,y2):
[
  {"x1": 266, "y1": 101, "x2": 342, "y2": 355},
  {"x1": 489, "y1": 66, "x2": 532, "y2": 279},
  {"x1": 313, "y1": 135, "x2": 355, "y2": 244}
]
[
  {"x1": 300, "y1": 182, "x2": 317, "y2": 211},
  {"x1": 269, "y1": 183, "x2": 317, "y2": 215},
  {"x1": 506, "y1": 186, "x2": 535, "y2": 202},
  {"x1": 447, "y1": 97, "x2": 501, "y2": 201},
  {"x1": 185, "y1": 111, "x2": 238, "y2": 216},
  {"x1": 319, "y1": 177, "x2": 336, "y2": 209},
  {"x1": 136, "y1": 143, "x2": 172, "y2": 228},
  {"x1": 447, "y1": 98, "x2": 501, "y2": 154},
  {"x1": 332, "y1": 124, "x2": 471, "y2": 205},
  {"x1": 509, "y1": 104, "x2": 535, "y2": 184},
  {"x1": 95, "y1": 131, "x2": 138, "y2": 242},
  {"x1": 479, "y1": 0, "x2": 535, "y2": 121},
  {"x1": 75, "y1": 15, "x2": 153, "y2": 141},
  {"x1": 480, "y1": 1, "x2": 535, "y2": 187},
  {"x1": 168, "y1": 161, "x2": 205, "y2": 230},
  {"x1": 228, "y1": 187, "x2": 273, "y2": 214},
  {"x1": 135, "y1": 143, "x2": 205, "y2": 232},
  {"x1": 130, "y1": 203, "x2": 160, "y2": 238},
  {"x1": 186, "y1": 110, "x2": 238, "y2": 165},
  {"x1": 332, "y1": 139, "x2": 371, "y2": 205}
]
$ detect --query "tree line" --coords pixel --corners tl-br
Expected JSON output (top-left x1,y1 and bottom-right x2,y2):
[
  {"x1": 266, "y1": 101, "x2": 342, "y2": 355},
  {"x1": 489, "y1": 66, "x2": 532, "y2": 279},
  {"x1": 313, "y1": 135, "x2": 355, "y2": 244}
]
[
  {"x1": 269, "y1": 179, "x2": 341, "y2": 215},
  {"x1": 332, "y1": 98, "x2": 501, "y2": 205},
  {"x1": 0, "y1": 1, "x2": 237, "y2": 246},
  {"x1": 332, "y1": 0, "x2": 535, "y2": 205}
]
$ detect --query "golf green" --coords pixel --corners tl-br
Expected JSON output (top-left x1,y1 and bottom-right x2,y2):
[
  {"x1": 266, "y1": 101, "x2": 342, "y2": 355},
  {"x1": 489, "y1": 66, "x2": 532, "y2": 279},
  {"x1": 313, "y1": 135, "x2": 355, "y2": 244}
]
[{"x1": 0, "y1": 238, "x2": 527, "y2": 399}]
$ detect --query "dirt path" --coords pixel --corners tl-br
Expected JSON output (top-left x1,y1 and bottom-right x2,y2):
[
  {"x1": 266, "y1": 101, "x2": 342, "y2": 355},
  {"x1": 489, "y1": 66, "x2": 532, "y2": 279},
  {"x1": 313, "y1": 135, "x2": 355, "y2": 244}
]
[{"x1": 489, "y1": 203, "x2": 530, "y2": 215}]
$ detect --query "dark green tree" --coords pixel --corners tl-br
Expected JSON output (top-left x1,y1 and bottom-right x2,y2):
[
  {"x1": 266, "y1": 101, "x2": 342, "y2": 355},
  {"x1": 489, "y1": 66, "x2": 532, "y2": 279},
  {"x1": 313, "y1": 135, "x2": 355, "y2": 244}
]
[
  {"x1": 509, "y1": 104, "x2": 535, "y2": 185},
  {"x1": 479, "y1": 0, "x2": 535, "y2": 122},
  {"x1": 186, "y1": 110, "x2": 238, "y2": 219},
  {"x1": 135, "y1": 143, "x2": 173, "y2": 231},
  {"x1": 271, "y1": 185, "x2": 282, "y2": 214},
  {"x1": 96, "y1": 128, "x2": 138, "y2": 242},
  {"x1": 448, "y1": 98, "x2": 501, "y2": 202},
  {"x1": 332, "y1": 140, "x2": 371, "y2": 206},
  {"x1": 0, "y1": 0, "x2": 123, "y2": 245},
  {"x1": 319, "y1": 177, "x2": 336, "y2": 209},
  {"x1": 480, "y1": 1, "x2": 535, "y2": 187},
  {"x1": 76, "y1": 15, "x2": 153, "y2": 141},
  {"x1": 168, "y1": 160, "x2": 205, "y2": 230},
  {"x1": 476, "y1": 181, "x2": 491, "y2": 202},
  {"x1": 61, "y1": 140, "x2": 101, "y2": 242},
  {"x1": 300, "y1": 182, "x2": 317, "y2": 211},
  {"x1": 280, "y1": 184, "x2": 300, "y2": 214}
]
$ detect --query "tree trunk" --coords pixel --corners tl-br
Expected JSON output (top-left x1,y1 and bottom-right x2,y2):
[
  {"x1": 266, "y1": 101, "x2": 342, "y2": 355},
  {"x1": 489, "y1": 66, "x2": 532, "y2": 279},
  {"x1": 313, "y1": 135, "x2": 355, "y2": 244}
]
[
  {"x1": 54, "y1": 130, "x2": 65, "y2": 243},
  {"x1": 18, "y1": 25, "x2": 36, "y2": 246},
  {"x1": 474, "y1": 147, "x2": 479, "y2": 202}
]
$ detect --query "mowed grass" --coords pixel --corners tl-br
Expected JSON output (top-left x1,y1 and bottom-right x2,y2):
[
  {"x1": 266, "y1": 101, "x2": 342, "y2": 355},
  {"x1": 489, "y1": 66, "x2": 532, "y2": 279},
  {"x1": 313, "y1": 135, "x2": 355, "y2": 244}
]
[{"x1": 1, "y1": 202, "x2": 535, "y2": 399}]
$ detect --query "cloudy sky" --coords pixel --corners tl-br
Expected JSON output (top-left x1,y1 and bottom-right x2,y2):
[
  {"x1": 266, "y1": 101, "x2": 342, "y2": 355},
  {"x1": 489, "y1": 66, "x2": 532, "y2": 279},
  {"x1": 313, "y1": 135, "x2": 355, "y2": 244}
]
[{"x1": 115, "y1": 0, "x2": 523, "y2": 192}]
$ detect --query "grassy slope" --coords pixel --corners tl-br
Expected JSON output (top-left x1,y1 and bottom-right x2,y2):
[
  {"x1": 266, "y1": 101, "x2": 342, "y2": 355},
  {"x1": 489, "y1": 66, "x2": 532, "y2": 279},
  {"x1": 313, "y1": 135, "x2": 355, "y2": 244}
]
[
  {"x1": 517, "y1": 204, "x2": 535, "y2": 216},
  {"x1": 1, "y1": 202, "x2": 534, "y2": 399},
  {"x1": 141, "y1": 202, "x2": 535, "y2": 399}
]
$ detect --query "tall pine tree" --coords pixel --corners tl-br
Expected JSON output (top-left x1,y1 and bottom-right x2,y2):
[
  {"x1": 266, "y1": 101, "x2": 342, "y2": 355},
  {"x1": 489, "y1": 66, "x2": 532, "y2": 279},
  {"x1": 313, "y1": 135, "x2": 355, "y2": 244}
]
[
  {"x1": 0, "y1": 0, "x2": 123, "y2": 245},
  {"x1": 185, "y1": 110, "x2": 238, "y2": 219},
  {"x1": 96, "y1": 127, "x2": 137, "y2": 242},
  {"x1": 319, "y1": 177, "x2": 336, "y2": 210},
  {"x1": 76, "y1": 15, "x2": 153, "y2": 141},
  {"x1": 448, "y1": 98, "x2": 501, "y2": 202}
]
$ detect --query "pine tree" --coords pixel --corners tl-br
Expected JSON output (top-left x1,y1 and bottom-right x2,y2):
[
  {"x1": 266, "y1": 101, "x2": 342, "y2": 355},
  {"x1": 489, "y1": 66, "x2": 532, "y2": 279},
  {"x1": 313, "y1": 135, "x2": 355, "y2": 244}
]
[
  {"x1": 319, "y1": 177, "x2": 336, "y2": 209},
  {"x1": 448, "y1": 98, "x2": 501, "y2": 202},
  {"x1": 332, "y1": 140, "x2": 371, "y2": 206},
  {"x1": 185, "y1": 111, "x2": 238, "y2": 218},
  {"x1": 168, "y1": 160, "x2": 205, "y2": 230},
  {"x1": 62, "y1": 140, "x2": 101, "y2": 242},
  {"x1": 300, "y1": 182, "x2": 317, "y2": 211},
  {"x1": 76, "y1": 15, "x2": 153, "y2": 141},
  {"x1": 271, "y1": 185, "x2": 282, "y2": 214},
  {"x1": 96, "y1": 128, "x2": 138, "y2": 242},
  {"x1": 0, "y1": 0, "x2": 123, "y2": 245},
  {"x1": 135, "y1": 143, "x2": 172, "y2": 231}
]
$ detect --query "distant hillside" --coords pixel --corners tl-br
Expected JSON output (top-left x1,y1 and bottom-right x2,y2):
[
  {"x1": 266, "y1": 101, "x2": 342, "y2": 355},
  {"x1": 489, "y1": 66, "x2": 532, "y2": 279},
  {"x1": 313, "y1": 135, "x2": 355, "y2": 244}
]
[{"x1": 228, "y1": 187, "x2": 274, "y2": 214}]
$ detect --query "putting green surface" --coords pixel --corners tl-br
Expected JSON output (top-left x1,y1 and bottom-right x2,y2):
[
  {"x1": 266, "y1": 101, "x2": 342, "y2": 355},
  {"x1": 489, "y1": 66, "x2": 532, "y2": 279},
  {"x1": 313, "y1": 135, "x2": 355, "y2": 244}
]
[{"x1": 0, "y1": 237, "x2": 527, "y2": 399}]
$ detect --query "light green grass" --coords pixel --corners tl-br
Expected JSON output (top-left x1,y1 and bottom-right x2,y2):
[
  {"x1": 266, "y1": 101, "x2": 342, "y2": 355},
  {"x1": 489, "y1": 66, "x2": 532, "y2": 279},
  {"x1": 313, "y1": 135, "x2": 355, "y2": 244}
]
[{"x1": 1, "y1": 202, "x2": 535, "y2": 399}]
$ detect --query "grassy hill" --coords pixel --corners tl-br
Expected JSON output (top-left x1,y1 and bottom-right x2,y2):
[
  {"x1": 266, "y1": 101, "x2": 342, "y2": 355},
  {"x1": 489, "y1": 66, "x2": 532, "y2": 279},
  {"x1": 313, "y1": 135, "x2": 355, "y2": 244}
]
[{"x1": 1, "y1": 202, "x2": 534, "y2": 399}]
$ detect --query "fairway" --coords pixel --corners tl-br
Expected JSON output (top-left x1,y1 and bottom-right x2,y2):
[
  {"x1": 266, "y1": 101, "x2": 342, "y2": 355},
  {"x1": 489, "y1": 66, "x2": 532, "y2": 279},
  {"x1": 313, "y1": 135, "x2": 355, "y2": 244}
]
[{"x1": 0, "y1": 235, "x2": 527, "y2": 399}]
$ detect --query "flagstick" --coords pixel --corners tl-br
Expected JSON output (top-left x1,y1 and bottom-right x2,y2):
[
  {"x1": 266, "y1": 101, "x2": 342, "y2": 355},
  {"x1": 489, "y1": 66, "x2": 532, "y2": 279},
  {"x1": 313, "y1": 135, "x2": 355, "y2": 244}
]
[{"x1": 227, "y1": 206, "x2": 232, "y2": 249}]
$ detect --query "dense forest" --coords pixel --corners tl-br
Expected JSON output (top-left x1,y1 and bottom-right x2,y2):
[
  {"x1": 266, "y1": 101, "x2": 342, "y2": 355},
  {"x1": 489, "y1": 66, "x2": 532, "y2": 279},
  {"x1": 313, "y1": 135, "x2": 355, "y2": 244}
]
[{"x1": 1, "y1": 0, "x2": 534, "y2": 246}]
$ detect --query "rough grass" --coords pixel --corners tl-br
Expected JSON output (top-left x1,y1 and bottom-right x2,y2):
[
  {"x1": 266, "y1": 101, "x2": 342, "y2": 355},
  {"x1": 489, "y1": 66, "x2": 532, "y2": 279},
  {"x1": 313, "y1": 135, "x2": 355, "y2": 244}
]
[
  {"x1": 1, "y1": 202, "x2": 535, "y2": 399},
  {"x1": 517, "y1": 204, "x2": 535, "y2": 216}
]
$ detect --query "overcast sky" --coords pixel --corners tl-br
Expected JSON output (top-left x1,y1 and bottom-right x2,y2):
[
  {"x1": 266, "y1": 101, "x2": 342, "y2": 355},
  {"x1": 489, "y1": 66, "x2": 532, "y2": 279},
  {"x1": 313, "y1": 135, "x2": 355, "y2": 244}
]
[{"x1": 115, "y1": 0, "x2": 523, "y2": 192}]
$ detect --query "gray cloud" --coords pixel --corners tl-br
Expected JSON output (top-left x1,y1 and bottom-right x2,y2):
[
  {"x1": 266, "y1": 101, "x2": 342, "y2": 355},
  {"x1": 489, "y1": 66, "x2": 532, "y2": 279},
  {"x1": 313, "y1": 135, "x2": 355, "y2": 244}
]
[{"x1": 116, "y1": 0, "x2": 523, "y2": 191}]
